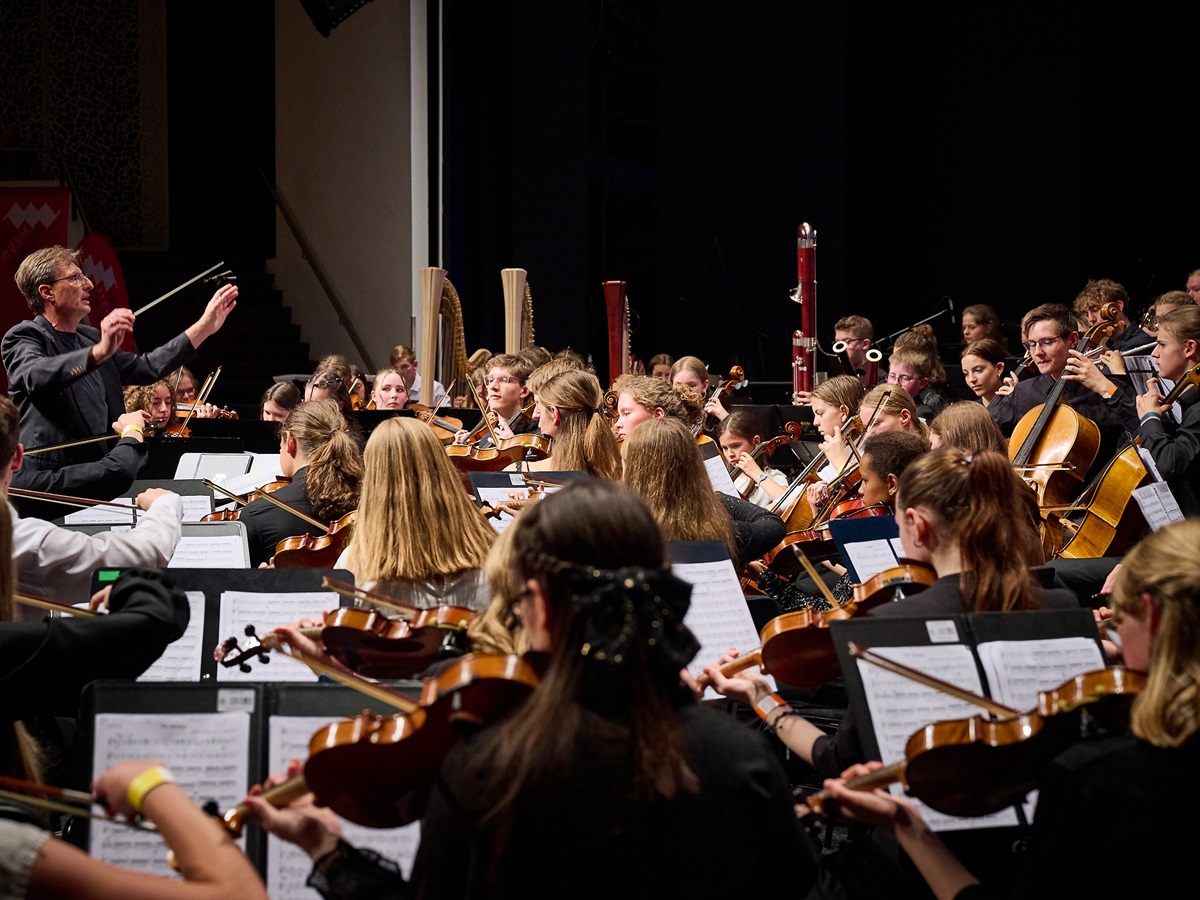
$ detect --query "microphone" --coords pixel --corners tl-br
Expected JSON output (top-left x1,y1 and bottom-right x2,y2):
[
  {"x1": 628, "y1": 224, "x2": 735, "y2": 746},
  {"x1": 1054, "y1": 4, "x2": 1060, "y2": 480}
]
[{"x1": 946, "y1": 296, "x2": 956, "y2": 325}]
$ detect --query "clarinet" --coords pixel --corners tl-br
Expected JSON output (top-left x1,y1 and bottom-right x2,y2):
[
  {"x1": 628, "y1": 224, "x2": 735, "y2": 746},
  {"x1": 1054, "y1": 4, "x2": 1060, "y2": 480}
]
[{"x1": 791, "y1": 223, "x2": 817, "y2": 403}]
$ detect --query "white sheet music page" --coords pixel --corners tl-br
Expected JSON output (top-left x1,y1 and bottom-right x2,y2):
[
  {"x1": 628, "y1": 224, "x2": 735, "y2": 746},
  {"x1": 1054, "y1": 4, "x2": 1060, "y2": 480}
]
[
  {"x1": 975, "y1": 636, "x2": 1105, "y2": 711},
  {"x1": 267, "y1": 716, "x2": 421, "y2": 897},
  {"x1": 63, "y1": 504, "x2": 139, "y2": 526},
  {"x1": 89, "y1": 711, "x2": 251, "y2": 873},
  {"x1": 138, "y1": 591, "x2": 207, "y2": 682},
  {"x1": 672, "y1": 554, "x2": 774, "y2": 700},
  {"x1": 1132, "y1": 480, "x2": 1186, "y2": 531},
  {"x1": 169, "y1": 534, "x2": 248, "y2": 568},
  {"x1": 842, "y1": 540, "x2": 900, "y2": 583},
  {"x1": 854, "y1": 643, "x2": 1020, "y2": 831},
  {"x1": 698, "y1": 441, "x2": 740, "y2": 497},
  {"x1": 217, "y1": 591, "x2": 337, "y2": 682}
]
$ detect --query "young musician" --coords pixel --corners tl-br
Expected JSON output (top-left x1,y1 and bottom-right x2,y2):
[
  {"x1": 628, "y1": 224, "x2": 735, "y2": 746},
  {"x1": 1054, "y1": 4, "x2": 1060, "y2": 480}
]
[
  {"x1": 390, "y1": 343, "x2": 447, "y2": 408},
  {"x1": 717, "y1": 409, "x2": 790, "y2": 505},
  {"x1": 245, "y1": 479, "x2": 817, "y2": 898},
  {"x1": 1074, "y1": 277, "x2": 1150, "y2": 352},
  {"x1": 889, "y1": 326, "x2": 956, "y2": 420},
  {"x1": 511, "y1": 369, "x2": 620, "y2": 478},
  {"x1": 336, "y1": 416, "x2": 494, "y2": 610},
  {"x1": 261, "y1": 381, "x2": 301, "y2": 423},
  {"x1": 648, "y1": 352, "x2": 674, "y2": 379},
  {"x1": 988, "y1": 302, "x2": 1139, "y2": 473},
  {"x1": 834, "y1": 315, "x2": 877, "y2": 376},
  {"x1": 613, "y1": 375, "x2": 705, "y2": 441},
  {"x1": 239, "y1": 400, "x2": 363, "y2": 567},
  {"x1": 804, "y1": 374, "x2": 866, "y2": 498},
  {"x1": 960, "y1": 303, "x2": 1007, "y2": 351},
  {"x1": 125, "y1": 379, "x2": 175, "y2": 433},
  {"x1": 452, "y1": 354, "x2": 536, "y2": 446},
  {"x1": 303, "y1": 369, "x2": 351, "y2": 413},
  {"x1": 367, "y1": 367, "x2": 409, "y2": 410},
  {"x1": 960, "y1": 338, "x2": 1007, "y2": 407},
  {"x1": 2, "y1": 245, "x2": 237, "y2": 472},
  {"x1": 1136, "y1": 305, "x2": 1200, "y2": 515},
  {"x1": 823, "y1": 518, "x2": 1200, "y2": 897},
  {"x1": 929, "y1": 401, "x2": 1009, "y2": 453}
]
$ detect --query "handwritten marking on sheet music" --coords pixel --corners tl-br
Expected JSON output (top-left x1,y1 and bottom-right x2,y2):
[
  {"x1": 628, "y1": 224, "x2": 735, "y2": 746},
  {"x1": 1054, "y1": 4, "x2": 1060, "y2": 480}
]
[
  {"x1": 138, "y1": 591, "x2": 206, "y2": 682},
  {"x1": 90, "y1": 712, "x2": 251, "y2": 874},
  {"x1": 267, "y1": 716, "x2": 421, "y2": 897},
  {"x1": 216, "y1": 591, "x2": 336, "y2": 682}
]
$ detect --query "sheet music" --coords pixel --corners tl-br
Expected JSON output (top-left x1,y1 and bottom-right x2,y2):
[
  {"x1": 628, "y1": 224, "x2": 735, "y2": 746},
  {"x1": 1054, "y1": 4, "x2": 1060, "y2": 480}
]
[
  {"x1": 842, "y1": 540, "x2": 901, "y2": 584},
  {"x1": 1132, "y1": 481, "x2": 1186, "y2": 531},
  {"x1": 217, "y1": 591, "x2": 337, "y2": 682},
  {"x1": 89, "y1": 711, "x2": 251, "y2": 872},
  {"x1": 1124, "y1": 356, "x2": 1183, "y2": 420},
  {"x1": 63, "y1": 494, "x2": 214, "y2": 525},
  {"x1": 673, "y1": 556, "x2": 775, "y2": 699},
  {"x1": 138, "y1": 591, "x2": 207, "y2": 682},
  {"x1": 854, "y1": 644, "x2": 1020, "y2": 831},
  {"x1": 169, "y1": 534, "x2": 249, "y2": 569},
  {"x1": 975, "y1": 637, "x2": 1105, "y2": 710},
  {"x1": 266, "y1": 716, "x2": 421, "y2": 897},
  {"x1": 698, "y1": 442, "x2": 740, "y2": 497}
]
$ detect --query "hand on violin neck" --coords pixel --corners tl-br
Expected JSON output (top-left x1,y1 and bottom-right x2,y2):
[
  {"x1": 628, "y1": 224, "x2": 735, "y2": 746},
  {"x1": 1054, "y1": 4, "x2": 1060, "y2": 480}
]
[{"x1": 242, "y1": 767, "x2": 344, "y2": 861}]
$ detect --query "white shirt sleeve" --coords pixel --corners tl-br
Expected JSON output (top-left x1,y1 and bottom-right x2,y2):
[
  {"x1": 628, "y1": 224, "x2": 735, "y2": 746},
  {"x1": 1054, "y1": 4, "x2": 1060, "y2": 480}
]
[{"x1": 10, "y1": 493, "x2": 184, "y2": 604}]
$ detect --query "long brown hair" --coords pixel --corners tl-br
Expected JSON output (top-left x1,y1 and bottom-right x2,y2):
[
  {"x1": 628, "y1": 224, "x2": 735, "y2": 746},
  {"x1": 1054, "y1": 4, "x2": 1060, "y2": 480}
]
[
  {"x1": 282, "y1": 400, "x2": 363, "y2": 521},
  {"x1": 619, "y1": 375, "x2": 705, "y2": 433},
  {"x1": 897, "y1": 447, "x2": 1042, "y2": 611},
  {"x1": 465, "y1": 480, "x2": 699, "y2": 847},
  {"x1": 622, "y1": 418, "x2": 737, "y2": 559},
  {"x1": 536, "y1": 370, "x2": 621, "y2": 479},
  {"x1": 929, "y1": 401, "x2": 1008, "y2": 454},
  {"x1": 342, "y1": 416, "x2": 493, "y2": 581}
]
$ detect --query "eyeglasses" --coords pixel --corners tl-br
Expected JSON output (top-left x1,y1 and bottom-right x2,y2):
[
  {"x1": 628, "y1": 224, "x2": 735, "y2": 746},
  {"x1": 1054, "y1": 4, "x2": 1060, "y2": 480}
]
[
  {"x1": 1023, "y1": 336, "x2": 1065, "y2": 352},
  {"x1": 484, "y1": 375, "x2": 518, "y2": 387},
  {"x1": 887, "y1": 373, "x2": 921, "y2": 384},
  {"x1": 50, "y1": 272, "x2": 90, "y2": 286}
]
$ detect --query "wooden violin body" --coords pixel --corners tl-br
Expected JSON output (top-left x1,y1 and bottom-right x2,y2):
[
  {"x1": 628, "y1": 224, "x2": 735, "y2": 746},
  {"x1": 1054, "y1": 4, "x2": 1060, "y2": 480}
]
[
  {"x1": 302, "y1": 652, "x2": 543, "y2": 827},
  {"x1": 273, "y1": 511, "x2": 356, "y2": 569},
  {"x1": 851, "y1": 561, "x2": 937, "y2": 608},
  {"x1": 319, "y1": 604, "x2": 474, "y2": 679},
  {"x1": 411, "y1": 404, "x2": 464, "y2": 444}
]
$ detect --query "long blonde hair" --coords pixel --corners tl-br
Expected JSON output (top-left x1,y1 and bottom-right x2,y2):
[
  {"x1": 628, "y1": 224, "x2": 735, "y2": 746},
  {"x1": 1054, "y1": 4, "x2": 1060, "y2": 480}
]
[
  {"x1": 1112, "y1": 520, "x2": 1200, "y2": 748},
  {"x1": 467, "y1": 526, "x2": 530, "y2": 656},
  {"x1": 622, "y1": 418, "x2": 736, "y2": 559},
  {"x1": 861, "y1": 384, "x2": 931, "y2": 440},
  {"x1": 536, "y1": 370, "x2": 621, "y2": 479},
  {"x1": 342, "y1": 417, "x2": 494, "y2": 581}
]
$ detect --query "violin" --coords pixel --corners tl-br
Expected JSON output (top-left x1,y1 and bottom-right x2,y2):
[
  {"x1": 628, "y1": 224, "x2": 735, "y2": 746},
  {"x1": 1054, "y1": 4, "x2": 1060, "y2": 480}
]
[
  {"x1": 765, "y1": 502, "x2": 893, "y2": 579},
  {"x1": 302, "y1": 651, "x2": 544, "y2": 827},
  {"x1": 802, "y1": 662, "x2": 1144, "y2": 819},
  {"x1": 731, "y1": 431, "x2": 797, "y2": 500},
  {"x1": 200, "y1": 477, "x2": 292, "y2": 522},
  {"x1": 177, "y1": 403, "x2": 239, "y2": 419},
  {"x1": 411, "y1": 403, "x2": 464, "y2": 444},
  {"x1": 850, "y1": 560, "x2": 937, "y2": 608},
  {"x1": 272, "y1": 511, "x2": 356, "y2": 569}
]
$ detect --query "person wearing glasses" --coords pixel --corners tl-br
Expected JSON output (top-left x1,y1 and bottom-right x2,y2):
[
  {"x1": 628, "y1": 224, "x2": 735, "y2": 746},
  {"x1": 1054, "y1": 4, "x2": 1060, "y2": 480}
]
[
  {"x1": 451, "y1": 354, "x2": 539, "y2": 447},
  {"x1": 987, "y1": 303, "x2": 1138, "y2": 475},
  {"x1": 2, "y1": 245, "x2": 237, "y2": 474}
]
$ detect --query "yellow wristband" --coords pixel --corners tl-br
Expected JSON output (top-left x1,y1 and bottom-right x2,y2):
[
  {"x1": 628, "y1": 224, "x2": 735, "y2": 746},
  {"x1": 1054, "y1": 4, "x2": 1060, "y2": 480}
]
[
  {"x1": 125, "y1": 765, "x2": 176, "y2": 814},
  {"x1": 121, "y1": 425, "x2": 144, "y2": 438}
]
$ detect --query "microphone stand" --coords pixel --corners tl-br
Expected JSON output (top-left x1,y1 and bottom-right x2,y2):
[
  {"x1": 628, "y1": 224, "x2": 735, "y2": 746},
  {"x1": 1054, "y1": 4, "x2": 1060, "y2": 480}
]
[{"x1": 874, "y1": 307, "x2": 953, "y2": 351}]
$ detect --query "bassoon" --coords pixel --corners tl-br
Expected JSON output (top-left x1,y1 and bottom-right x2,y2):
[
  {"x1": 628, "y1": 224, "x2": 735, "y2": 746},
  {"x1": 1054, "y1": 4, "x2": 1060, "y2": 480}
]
[{"x1": 791, "y1": 223, "x2": 817, "y2": 403}]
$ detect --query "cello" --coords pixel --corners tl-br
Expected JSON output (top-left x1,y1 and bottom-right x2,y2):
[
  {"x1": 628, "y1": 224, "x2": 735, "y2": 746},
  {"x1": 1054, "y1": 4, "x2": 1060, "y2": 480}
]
[{"x1": 1008, "y1": 302, "x2": 1120, "y2": 556}]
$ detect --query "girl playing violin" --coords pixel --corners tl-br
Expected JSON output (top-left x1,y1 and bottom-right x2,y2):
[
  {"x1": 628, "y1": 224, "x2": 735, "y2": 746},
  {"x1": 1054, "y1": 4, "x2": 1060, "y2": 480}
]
[
  {"x1": 717, "y1": 409, "x2": 789, "y2": 506},
  {"x1": 613, "y1": 375, "x2": 705, "y2": 441},
  {"x1": 823, "y1": 518, "x2": 1200, "y2": 898},
  {"x1": 801, "y1": 375, "x2": 866, "y2": 511},
  {"x1": 336, "y1": 416, "x2": 495, "y2": 611},
  {"x1": 244, "y1": 479, "x2": 817, "y2": 897},
  {"x1": 506, "y1": 369, "x2": 620, "y2": 478},
  {"x1": 240, "y1": 400, "x2": 363, "y2": 567},
  {"x1": 125, "y1": 378, "x2": 175, "y2": 433},
  {"x1": 1136, "y1": 304, "x2": 1200, "y2": 516},
  {"x1": 929, "y1": 400, "x2": 1009, "y2": 454}
]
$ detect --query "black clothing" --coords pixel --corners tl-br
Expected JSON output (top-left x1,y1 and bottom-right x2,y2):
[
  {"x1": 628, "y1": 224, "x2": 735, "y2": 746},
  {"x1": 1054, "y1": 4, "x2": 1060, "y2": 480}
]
[
  {"x1": 239, "y1": 468, "x2": 323, "y2": 567},
  {"x1": 308, "y1": 702, "x2": 818, "y2": 900},
  {"x1": 10, "y1": 437, "x2": 147, "y2": 519},
  {"x1": 1, "y1": 316, "x2": 195, "y2": 471},
  {"x1": 719, "y1": 492, "x2": 786, "y2": 568},
  {"x1": 914, "y1": 383, "x2": 955, "y2": 422},
  {"x1": 0, "y1": 568, "x2": 190, "y2": 721},
  {"x1": 1106, "y1": 320, "x2": 1154, "y2": 353},
  {"x1": 1139, "y1": 390, "x2": 1200, "y2": 516}
]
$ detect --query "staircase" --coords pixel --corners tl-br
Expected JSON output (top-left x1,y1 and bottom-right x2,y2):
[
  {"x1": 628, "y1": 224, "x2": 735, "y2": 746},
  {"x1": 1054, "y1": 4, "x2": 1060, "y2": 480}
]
[{"x1": 120, "y1": 252, "x2": 315, "y2": 413}]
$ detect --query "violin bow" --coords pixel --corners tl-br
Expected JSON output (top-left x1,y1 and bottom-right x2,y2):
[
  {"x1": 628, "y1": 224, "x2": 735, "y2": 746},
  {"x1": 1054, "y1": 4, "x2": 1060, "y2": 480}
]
[
  {"x1": 319, "y1": 576, "x2": 423, "y2": 620},
  {"x1": 467, "y1": 377, "x2": 501, "y2": 446},
  {"x1": 848, "y1": 643, "x2": 1020, "y2": 718},
  {"x1": 792, "y1": 547, "x2": 842, "y2": 609},
  {"x1": 0, "y1": 775, "x2": 158, "y2": 832},
  {"x1": 132, "y1": 261, "x2": 225, "y2": 317},
  {"x1": 276, "y1": 644, "x2": 421, "y2": 714},
  {"x1": 16, "y1": 591, "x2": 98, "y2": 617},
  {"x1": 204, "y1": 478, "x2": 329, "y2": 533},
  {"x1": 22, "y1": 433, "x2": 121, "y2": 455},
  {"x1": 7, "y1": 487, "x2": 139, "y2": 514}
]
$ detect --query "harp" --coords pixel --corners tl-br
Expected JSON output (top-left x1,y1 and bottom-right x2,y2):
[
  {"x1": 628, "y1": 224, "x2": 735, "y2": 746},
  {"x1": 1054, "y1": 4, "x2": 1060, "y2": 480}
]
[
  {"x1": 603, "y1": 280, "x2": 630, "y2": 388},
  {"x1": 419, "y1": 267, "x2": 471, "y2": 407},
  {"x1": 501, "y1": 268, "x2": 534, "y2": 355}
]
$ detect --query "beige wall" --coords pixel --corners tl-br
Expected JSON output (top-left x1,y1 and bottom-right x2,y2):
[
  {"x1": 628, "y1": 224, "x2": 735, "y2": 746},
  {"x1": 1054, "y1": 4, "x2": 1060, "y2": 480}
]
[{"x1": 272, "y1": 0, "x2": 427, "y2": 375}]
